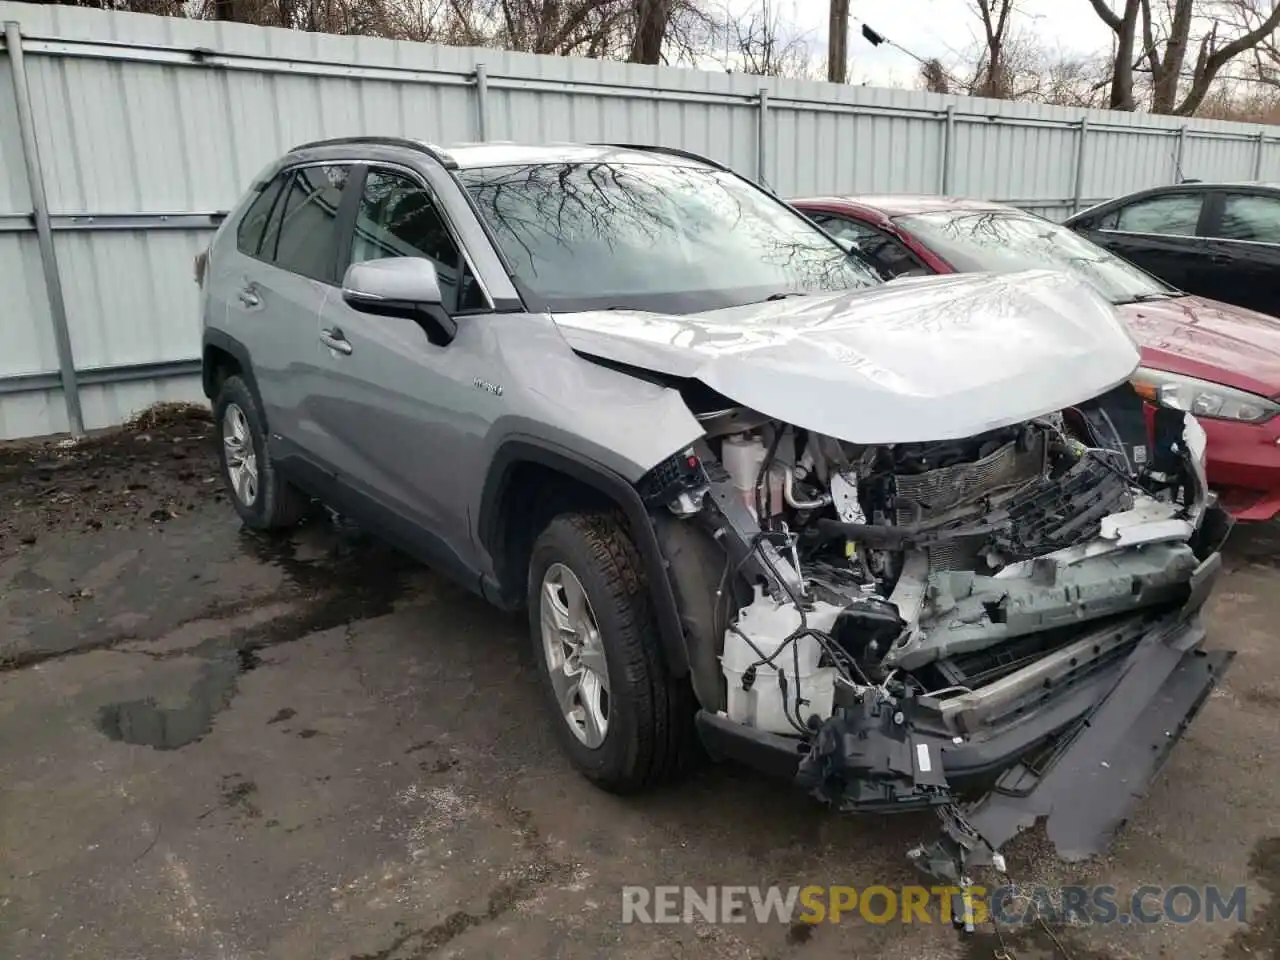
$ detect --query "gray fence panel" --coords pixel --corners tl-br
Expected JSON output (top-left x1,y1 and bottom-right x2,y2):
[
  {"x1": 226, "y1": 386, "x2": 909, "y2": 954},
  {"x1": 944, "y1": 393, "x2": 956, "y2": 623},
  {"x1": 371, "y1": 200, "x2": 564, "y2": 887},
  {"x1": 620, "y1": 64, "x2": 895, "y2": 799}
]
[{"x1": 2, "y1": 0, "x2": 1280, "y2": 439}]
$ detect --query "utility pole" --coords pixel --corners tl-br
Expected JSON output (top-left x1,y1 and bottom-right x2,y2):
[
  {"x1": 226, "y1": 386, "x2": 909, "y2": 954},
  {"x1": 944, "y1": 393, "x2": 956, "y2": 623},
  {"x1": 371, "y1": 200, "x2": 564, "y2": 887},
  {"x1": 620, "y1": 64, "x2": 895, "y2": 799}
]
[{"x1": 828, "y1": 0, "x2": 850, "y2": 83}]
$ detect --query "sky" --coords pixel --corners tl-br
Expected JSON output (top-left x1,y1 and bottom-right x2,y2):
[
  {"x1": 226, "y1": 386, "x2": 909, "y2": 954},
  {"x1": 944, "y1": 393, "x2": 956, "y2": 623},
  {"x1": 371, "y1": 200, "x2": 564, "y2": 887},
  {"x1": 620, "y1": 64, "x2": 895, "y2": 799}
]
[{"x1": 736, "y1": 0, "x2": 1117, "y2": 88}]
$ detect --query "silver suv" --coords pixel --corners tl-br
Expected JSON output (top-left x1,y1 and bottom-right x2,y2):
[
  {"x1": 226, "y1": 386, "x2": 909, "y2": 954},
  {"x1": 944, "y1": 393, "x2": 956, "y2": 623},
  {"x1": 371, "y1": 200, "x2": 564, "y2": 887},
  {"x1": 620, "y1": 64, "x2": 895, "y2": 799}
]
[{"x1": 199, "y1": 138, "x2": 1231, "y2": 888}]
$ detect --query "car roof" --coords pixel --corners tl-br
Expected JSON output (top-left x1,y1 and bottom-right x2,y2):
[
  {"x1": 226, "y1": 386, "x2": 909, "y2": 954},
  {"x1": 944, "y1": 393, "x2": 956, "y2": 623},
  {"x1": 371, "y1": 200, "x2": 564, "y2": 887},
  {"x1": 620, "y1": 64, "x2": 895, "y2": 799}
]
[
  {"x1": 445, "y1": 142, "x2": 709, "y2": 169},
  {"x1": 287, "y1": 137, "x2": 714, "y2": 171},
  {"x1": 1135, "y1": 180, "x2": 1280, "y2": 190},
  {"x1": 1065, "y1": 180, "x2": 1280, "y2": 223},
  {"x1": 792, "y1": 194, "x2": 1016, "y2": 218}
]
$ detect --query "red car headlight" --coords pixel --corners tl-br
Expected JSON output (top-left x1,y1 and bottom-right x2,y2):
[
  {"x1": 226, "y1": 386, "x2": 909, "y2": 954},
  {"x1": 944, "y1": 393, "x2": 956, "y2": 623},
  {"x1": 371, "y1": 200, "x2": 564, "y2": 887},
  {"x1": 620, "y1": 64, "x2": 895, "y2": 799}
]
[{"x1": 1131, "y1": 367, "x2": 1280, "y2": 424}]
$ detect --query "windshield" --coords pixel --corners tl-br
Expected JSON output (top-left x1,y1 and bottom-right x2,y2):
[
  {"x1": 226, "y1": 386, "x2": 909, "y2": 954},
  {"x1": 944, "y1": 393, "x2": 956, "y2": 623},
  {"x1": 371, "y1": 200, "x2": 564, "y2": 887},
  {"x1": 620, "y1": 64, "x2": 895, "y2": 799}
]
[
  {"x1": 896, "y1": 209, "x2": 1179, "y2": 305},
  {"x1": 456, "y1": 162, "x2": 879, "y2": 313}
]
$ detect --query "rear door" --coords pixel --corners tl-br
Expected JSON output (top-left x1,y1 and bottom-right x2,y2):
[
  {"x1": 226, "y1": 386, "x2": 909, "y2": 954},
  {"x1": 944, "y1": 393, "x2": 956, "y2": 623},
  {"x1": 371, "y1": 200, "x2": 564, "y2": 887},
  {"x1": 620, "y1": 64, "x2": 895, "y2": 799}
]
[
  {"x1": 308, "y1": 164, "x2": 493, "y2": 581},
  {"x1": 1200, "y1": 190, "x2": 1280, "y2": 315},
  {"x1": 1085, "y1": 189, "x2": 1209, "y2": 293},
  {"x1": 223, "y1": 162, "x2": 355, "y2": 463}
]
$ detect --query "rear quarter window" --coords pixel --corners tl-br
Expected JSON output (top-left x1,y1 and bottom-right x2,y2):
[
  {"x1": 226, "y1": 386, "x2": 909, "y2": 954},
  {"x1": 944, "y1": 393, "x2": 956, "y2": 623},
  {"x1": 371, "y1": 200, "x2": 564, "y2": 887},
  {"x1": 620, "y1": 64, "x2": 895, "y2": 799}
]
[{"x1": 236, "y1": 175, "x2": 286, "y2": 256}]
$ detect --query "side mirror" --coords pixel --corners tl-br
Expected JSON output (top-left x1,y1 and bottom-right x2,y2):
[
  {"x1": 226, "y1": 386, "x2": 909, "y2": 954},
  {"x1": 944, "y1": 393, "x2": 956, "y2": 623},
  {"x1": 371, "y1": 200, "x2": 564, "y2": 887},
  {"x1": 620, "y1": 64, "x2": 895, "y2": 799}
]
[{"x1": 341, "y1": 257, "x2": 458, "y2": 346}]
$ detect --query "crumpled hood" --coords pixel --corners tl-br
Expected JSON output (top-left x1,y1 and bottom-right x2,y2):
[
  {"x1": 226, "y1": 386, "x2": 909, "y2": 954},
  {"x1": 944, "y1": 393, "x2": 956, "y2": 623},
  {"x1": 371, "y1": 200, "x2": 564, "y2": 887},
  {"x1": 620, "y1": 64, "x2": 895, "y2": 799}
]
[
  {"x1": 553, "y1": 270, "x2": 1140, "y2": 444},
  {"x1": 1118, "y1": 295, "x2": 1280, "y2": 398}
]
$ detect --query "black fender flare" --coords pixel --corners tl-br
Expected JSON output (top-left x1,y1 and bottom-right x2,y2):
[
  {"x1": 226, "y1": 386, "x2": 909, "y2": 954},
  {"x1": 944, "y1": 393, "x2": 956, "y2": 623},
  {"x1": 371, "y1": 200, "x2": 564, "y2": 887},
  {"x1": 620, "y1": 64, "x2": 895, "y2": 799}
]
[
  {"x1": 202, "y1": 329, "x2": 263, "y2": 415},
  {"x1": 477, "y1": 437, "x2": 691, "y2": 681}
]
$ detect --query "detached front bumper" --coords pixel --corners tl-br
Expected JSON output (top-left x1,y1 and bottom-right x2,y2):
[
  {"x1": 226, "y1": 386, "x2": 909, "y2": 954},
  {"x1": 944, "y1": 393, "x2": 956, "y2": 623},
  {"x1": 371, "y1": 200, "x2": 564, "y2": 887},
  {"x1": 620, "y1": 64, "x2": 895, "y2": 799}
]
[
  {"x1": 695, "y1": 554, "x2": 1233, "y2": 884},
  {"x1": 910, "y1": 615, "x2": 1232, "y2": 885}
]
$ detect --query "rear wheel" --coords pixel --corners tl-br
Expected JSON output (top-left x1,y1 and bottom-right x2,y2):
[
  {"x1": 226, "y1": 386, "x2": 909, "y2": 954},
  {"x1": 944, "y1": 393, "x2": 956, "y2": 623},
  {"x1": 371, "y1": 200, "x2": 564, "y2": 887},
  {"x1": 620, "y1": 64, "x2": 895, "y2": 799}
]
[
  {"x1": 528, "y1": 513, "x2": 699, "y2": 792},
  {"x1": 213, "y1": 375, "x2": 309, "y2": 531}
]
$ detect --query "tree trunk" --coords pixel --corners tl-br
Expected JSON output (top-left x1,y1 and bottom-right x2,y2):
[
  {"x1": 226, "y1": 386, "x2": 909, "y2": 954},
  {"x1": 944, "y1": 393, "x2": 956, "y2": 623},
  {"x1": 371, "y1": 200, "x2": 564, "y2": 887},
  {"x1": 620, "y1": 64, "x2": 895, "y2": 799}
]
[
  {"x1": 211, "y1": 0, "x2": 248, "y2": 21},
  {"x1": 1149, "y1": 0, "x2": 1192, "y2": 114},
  {"x1": 1174, "y1": 4, "x2": 1280, "y2": 116},
  {"x1": 629, "y1": 0, "x2": 672, "y2": 64},
  {"x1": 1110, "y1": 0, "x2": 1140, "y2": 110}
]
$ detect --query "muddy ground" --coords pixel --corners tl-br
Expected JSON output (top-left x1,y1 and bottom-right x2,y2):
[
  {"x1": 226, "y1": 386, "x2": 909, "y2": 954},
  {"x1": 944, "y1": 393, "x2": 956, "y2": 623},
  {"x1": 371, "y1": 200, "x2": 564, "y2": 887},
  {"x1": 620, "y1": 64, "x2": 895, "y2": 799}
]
[{"x1": 1, "y1": 408, "x2": 1278, "y2": 960}]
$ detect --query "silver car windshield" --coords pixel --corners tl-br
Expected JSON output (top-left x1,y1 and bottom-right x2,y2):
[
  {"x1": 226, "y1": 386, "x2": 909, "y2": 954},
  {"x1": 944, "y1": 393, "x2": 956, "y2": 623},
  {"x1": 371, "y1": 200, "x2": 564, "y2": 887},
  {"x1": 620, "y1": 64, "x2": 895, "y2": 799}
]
[
  {"x1": 457, "y1": 162, "x2": 879, "y2": 313},
  {"x1": 897, "y1": 210, "x2": 1179, "y2": 305}
]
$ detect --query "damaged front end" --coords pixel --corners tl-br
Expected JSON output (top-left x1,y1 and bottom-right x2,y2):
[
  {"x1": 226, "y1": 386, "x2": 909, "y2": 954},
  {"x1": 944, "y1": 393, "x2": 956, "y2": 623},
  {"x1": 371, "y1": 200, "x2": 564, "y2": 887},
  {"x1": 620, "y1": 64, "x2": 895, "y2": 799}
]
[{"x1": 646, "y1": 382, "x2": 1233, "y2": 895}]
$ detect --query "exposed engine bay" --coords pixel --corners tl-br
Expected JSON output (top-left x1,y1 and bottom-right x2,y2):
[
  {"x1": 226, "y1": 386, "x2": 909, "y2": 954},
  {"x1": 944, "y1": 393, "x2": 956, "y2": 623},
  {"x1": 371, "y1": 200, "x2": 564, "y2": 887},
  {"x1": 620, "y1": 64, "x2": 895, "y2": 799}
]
[{"x1": 640, "y1": 382, "x2": 1232, "y2": 898}]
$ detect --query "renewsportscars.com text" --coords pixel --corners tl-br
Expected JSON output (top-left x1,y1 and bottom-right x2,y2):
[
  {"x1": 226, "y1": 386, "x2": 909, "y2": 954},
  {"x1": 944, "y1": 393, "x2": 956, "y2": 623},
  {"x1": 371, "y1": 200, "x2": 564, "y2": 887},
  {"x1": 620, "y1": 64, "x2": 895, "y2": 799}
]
[{"x1": 621, "y1": 884, "x2": 1247, "y2": 926}]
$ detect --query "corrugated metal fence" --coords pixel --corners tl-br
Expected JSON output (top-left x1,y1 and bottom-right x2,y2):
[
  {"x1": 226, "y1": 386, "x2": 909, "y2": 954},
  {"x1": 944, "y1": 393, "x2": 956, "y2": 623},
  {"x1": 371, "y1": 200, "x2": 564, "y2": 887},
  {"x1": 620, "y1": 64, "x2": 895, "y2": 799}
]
[{"x1": 2, "y1": 0, "x2": 1279, "y2": 439}]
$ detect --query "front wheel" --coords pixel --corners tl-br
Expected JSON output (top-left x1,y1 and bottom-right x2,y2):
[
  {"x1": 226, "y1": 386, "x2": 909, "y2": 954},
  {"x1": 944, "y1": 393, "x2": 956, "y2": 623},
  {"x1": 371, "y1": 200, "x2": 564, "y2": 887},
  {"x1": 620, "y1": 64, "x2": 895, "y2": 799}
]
[{"x1": 527, "y1": 513, "x2": 698, "y2": 793}]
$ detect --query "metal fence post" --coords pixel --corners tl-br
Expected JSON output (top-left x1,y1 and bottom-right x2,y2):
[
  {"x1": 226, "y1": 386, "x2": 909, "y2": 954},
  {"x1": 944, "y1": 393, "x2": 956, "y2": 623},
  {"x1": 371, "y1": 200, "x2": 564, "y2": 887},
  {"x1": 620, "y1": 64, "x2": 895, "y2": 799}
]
[
  {"x1": 757, "y1": 86, "x2": 769, "y2": 187},
  {"x1": 4, "y1": 21, "x2": 83, "y2": 437},
  {"x1": 1254, "y1": 129, "x2": 1266, "y2": 181},
  {"x1": 1175, "y1": 125, "x2": 1187, "y2": 181},
  {"x1": 1071, "y1": 117, "x2": 1089, "y2": 214},
  {"x1": 474, "y1": 63, "x2": 488, "y2": 142},
  {"x1": 941, "y1": 105, "x2": 955, "y2": 194}
]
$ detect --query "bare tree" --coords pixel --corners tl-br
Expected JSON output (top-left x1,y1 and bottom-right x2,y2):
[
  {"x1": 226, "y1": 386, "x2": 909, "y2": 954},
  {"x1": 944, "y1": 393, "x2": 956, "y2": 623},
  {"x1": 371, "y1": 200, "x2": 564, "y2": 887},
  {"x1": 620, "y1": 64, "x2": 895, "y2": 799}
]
[
  {"x1": 1088, "y1": 0, "x2": 1280, "y2": 114},
  {"x1": 1086, "y1": 0, "x2": 1143, "y2": 109},
  {"x1": 722, "y1": 0, "x2": 816, "y2": 78},
  {"x1": 626, "y1": 0, "x2": 717, "y2": 64},
  {"x1": 629, "y1": 0, "x2": 672, "y2": 62},
  {"x1": 970, "y1": 0, "x2": 1019, "y2": 97},
  {"x1": 1037, "y1": 49, "x2": 1115, "y2": 106},
  {"x1": 56, "y1": 0, "x2": 777, "y2": 71}
]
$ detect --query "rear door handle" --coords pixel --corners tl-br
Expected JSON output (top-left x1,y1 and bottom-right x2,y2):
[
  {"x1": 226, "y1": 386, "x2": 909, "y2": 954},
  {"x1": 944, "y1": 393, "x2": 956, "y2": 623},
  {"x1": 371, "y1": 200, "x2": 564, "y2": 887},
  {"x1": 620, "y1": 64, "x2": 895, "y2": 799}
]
[
  {"x1": 237, "y1": 287, "x2": 261, "y2": 308},
  {"x1": 320, "y1": 327, "x2": 353, "y2": 355}
]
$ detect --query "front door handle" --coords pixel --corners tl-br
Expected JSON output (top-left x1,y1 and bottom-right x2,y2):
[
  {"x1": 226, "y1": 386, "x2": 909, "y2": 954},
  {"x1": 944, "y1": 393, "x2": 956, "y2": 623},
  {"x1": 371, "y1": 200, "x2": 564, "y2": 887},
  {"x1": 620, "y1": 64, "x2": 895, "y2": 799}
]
[
  {"x1": 237, "y1": 287, "x2": 261, "y2": 308},
  {"x1": 320, "y1": 327, "x2": 353, "y2": 355}
]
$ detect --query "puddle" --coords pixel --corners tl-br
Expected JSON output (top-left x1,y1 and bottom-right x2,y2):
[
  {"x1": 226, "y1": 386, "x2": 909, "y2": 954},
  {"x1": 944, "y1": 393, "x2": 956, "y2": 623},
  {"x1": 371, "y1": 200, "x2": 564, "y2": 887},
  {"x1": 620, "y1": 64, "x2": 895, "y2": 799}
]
[
  {"x1": 95, "y1": 512, "x2": 417, "y2": 749},
  {"x1": 97, "y1": 657, "x2": 241, "y2": 750},
  {"x1": 233, "y1": 515, "x2": 416, "y2": 642}
]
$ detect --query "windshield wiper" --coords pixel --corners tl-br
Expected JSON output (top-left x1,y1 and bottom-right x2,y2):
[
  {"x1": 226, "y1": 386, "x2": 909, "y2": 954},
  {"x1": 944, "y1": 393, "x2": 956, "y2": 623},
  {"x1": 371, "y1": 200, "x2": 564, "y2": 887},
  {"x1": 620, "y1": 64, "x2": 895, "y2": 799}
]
[
  {"x1": 761, "y1": 292, "x2": 809, "y2": 302},
  {"x1": 1115, "y1": 291, "x2": 1182, "y2": 304}
]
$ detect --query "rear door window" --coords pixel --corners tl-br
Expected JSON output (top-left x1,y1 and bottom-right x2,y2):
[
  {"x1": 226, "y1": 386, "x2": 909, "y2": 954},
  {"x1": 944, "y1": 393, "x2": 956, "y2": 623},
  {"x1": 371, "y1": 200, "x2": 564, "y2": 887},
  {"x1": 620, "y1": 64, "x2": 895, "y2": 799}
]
[
  {"x1": 1211, "y1": 194, "x2": 1280, "y2": 244},
  {"x1": 265, "y1": 164, "x2": 352, "y2": 283},
  {"x1": 1113, "y1": 193, "x2": 1203, "y2": 236}
]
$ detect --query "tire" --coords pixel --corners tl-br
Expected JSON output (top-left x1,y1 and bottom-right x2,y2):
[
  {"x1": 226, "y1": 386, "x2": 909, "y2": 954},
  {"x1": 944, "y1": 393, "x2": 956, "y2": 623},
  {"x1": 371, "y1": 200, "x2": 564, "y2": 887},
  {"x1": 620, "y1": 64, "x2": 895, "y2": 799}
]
[
  {"x1": 527, "y1": 513, "x2": 699, "y2": 793},
  {"x1": 213, "y1": 375, "x2": 309, "y2": 531}
]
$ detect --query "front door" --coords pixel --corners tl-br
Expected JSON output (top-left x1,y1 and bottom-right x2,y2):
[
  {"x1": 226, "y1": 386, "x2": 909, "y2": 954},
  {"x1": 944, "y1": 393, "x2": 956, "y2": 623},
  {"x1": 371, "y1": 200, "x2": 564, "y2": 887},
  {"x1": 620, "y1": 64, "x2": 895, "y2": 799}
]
[{"x1": 309, "y1": 165, "x2": 496, "y2": 580}]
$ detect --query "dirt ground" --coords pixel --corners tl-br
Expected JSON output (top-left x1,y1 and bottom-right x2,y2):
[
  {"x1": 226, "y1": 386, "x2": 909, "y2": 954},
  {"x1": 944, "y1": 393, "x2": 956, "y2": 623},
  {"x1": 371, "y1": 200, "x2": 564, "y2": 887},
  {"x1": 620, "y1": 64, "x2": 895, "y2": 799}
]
[{"x1": 1, "y1": 408, "x2": 1278, "y2": 960}]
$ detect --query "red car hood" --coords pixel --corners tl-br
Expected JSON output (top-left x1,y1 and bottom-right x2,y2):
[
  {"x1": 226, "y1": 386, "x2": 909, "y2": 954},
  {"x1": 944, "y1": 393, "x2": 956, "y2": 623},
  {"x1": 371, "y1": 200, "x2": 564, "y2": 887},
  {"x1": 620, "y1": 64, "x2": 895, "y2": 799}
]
[{"x1": 1119, "y1": 295, "x2": 1280, "y2": 398}]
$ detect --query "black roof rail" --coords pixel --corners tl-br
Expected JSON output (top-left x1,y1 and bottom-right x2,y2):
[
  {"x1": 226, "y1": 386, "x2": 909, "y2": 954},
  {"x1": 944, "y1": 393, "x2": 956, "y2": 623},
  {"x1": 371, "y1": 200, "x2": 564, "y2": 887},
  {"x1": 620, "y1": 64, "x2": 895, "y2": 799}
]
[
  {"x1": 592, "y1": 143, "x2": 729, "y2": 172},
  {"x1": 288, "y1": 136, "x2": 458, "y2": 169}
]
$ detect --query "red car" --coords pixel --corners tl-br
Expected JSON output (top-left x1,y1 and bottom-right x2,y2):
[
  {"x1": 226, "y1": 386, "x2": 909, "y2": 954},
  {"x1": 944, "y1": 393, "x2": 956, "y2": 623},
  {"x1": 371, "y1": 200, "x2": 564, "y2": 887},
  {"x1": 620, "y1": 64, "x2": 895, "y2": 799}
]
[{"x1": 792, "y1": 194, "x2": 1280, "y2": 521}]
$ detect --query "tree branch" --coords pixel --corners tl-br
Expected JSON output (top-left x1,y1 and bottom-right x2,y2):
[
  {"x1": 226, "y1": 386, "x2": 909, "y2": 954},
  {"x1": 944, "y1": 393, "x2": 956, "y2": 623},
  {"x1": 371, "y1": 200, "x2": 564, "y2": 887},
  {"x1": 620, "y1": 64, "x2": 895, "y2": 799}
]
[{"x1": 1086, "y1": 0, "x2": 1123, "y2": 32}]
